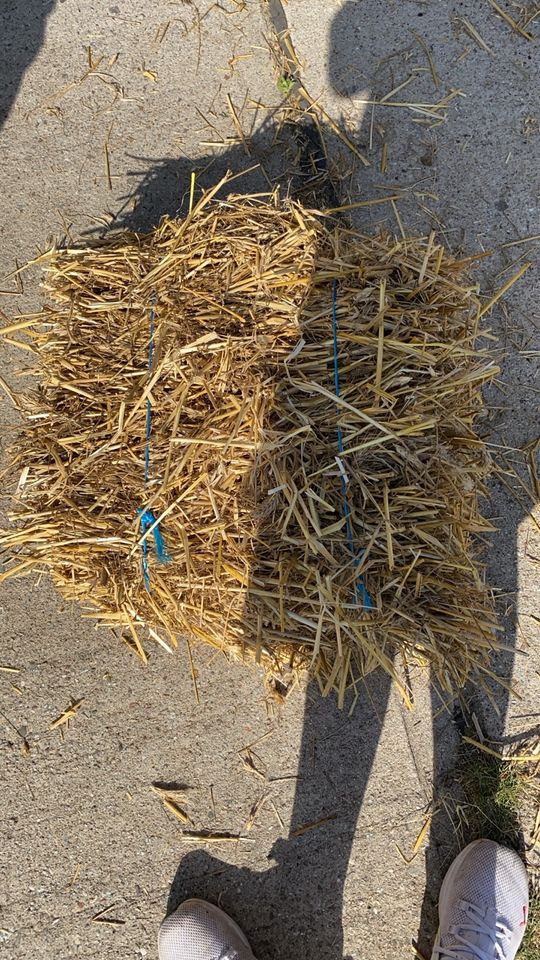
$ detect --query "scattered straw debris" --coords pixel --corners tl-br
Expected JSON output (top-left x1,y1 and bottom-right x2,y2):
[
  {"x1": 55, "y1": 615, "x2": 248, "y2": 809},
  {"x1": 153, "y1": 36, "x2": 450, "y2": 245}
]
[
  {"x1": 462, "y1": 736, "x2": 540, "y2": 765},
  {"x1": 477, "y1": 262, "x2": 531, "y2": 320},
  {"x1": 141, "y1": 64, "x2": 158, "y2": 82},
  {"x1": 487, "y1": 0, "x2": 536, "y2": 39},
  {"x1": 290, "y1": 812, "x2": 338, "y2": 837},
  {"x1": 49, "y1": 698, "x2": 84, "y2": 731},
  {"x1": 532, "y1": 804, "x2": 540, "y2": 850},
  {"x1": 413, "y1": 33, "x2": 440, "y2": 88},
  {"x1": 396, "y1": 811, "x2": 432, "y2": 864},
  {"x1": 151, "y1": 784, "x2": 192, "y2": 824},
  {"x1": 66, "y1": 863, "x2": 81, "y2": 887},
  {"x1": 103, "y1": 122, "x2": 114, "y2": 192},
  {"x1": 161, "y1": 797, "x2": 192, "y2": 824},
  {"x1": 269, "y1": 798, "x2": 285, "y2": 830},
  {"x1": 244, "y1": 791, "x2": 269, "y2": 831},
  {"x1": 0, "y1": 184, "x2": 508, "y2": 704},
  {"x1": 455, "y1": 16, "x2": 492, "y2": 53},
  {"x1": 226, "y1": 94, "x2": 251, "y2": 156},
  {"x1": 352, "y1": 89, "x2": 463, "y2": 127},
  {"x1": 91, "y1": 904, "x2": 126, "y2": 926},
  {"x1": 241, "y1": 750, "x2": 267, "y2": 780},
  {"x1": 502, "y1": 233, "x2": 540, "y2": 249},
  {"x1": 299, "y1": 85, "x2": 370, "y2": 166},
  {"x1": 179, "y1": 830, "x2": 254, "y2": 844}
]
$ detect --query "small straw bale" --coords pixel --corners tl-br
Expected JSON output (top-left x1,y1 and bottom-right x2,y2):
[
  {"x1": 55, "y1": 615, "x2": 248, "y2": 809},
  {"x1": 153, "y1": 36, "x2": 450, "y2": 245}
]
[{"x1": 0, "y1": 183, "x2": 501, "y2": 704}]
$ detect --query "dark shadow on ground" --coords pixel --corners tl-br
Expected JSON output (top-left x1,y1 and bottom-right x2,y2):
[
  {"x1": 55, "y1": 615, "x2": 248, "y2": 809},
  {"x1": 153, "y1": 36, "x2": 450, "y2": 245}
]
[
  {"x1": 165, "y1": 674, "x2": 392, "y2": 960},
  {"x1": 111, "y1": 112, "x2": 337, "y2": 236},
  {"x1": 110, "y1": 2, "x2": 532, "y2": 957},
  {"x1": 110, "y1": 100, "x2": 399, "y2": 960},
  {"x1": 325, "y1": 3, "x2": 535, "y2": 956},
  {"x1": 113, "y1": 122, "x2": 404, "y2": 958},
  {"x1": 0, "y1": 1, "x2": 56, "y2": 130}
]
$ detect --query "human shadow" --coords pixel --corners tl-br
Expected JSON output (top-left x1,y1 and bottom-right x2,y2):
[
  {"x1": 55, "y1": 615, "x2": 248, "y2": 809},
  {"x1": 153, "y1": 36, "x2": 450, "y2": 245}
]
[
  {"x1": 112, "y1": 2, "x2": 532, "y2": 957},
  {"x1": 326, "y1": 2, "x2": 536, "y2": 955},
  {"x1": 111, "y1": 109, "x2": 337, "y2": 236},
  {"x1": 112, "y1": 70, "x2": 395, "y2": 960},
  {"x1": 0, "y1": 0, "x2": 56, "y2": 129},
  {"x1": 165, "y1": 673, "x2": 392, "y2": 960}
]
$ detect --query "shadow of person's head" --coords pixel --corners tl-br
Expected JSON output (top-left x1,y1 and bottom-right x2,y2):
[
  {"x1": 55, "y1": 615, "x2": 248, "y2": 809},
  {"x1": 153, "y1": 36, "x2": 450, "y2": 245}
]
[{"x1": 1, "y1": 0, "x2": 56, "y2": 129}]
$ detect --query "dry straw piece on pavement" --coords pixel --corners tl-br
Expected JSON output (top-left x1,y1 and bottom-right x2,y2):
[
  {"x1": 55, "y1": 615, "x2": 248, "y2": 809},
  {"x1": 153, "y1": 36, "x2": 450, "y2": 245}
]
[{"x1": 0, "y1": 186, "x2": 501, "y2": 705}]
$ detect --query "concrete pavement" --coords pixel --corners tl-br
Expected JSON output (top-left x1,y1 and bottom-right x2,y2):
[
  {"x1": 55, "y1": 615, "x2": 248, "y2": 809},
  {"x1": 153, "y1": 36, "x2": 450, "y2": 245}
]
[{"x1": 1, "y1": 2, "x2": 539, "y2": 959}]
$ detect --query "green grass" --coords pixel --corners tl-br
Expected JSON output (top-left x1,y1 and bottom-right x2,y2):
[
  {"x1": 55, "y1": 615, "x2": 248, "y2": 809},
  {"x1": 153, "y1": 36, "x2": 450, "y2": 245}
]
[
  {"x1": 458, "y1": 749, "x2": 524, "y2": 846},
  {"x1": 456, "y1": 743, "x2": 539, "y2": 958},
  {"x1": 277, "y1": 74, "x2": 294, "y2": 95}
]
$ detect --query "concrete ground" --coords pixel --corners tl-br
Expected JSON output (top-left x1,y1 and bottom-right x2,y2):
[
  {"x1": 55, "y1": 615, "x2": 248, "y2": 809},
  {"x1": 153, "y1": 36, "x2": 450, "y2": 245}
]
[{"x1": 1, "y1": 2, "x2": 539, "y2": 959}]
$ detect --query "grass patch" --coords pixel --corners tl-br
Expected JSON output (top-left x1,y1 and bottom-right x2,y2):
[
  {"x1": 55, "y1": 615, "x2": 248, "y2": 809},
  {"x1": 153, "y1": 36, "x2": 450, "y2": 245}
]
[
  {"x1": 455, "y1": 740, "x2": 540, "y2": 958},
  {"x1": 458, "y1": 748, "x2": 524, "y2": 848},
  {"x1": 277, "y1": 73, "x2": 294, "y2": 95}
]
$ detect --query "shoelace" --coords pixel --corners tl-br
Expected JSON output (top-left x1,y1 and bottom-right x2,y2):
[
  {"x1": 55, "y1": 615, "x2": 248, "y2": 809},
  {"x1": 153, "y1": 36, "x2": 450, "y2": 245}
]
[{"x1": 433, "y1": 899, "x2": 512, "y2": 960}]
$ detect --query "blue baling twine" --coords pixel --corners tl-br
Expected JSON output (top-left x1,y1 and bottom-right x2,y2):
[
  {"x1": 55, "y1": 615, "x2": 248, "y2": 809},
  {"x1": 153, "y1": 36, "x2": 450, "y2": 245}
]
[
  {"x1": 139, "y1": 300, "x2": 171, "y2": 590},
  {"x1": 331, "y1": 280, "x2": 372, "y2": 610}
]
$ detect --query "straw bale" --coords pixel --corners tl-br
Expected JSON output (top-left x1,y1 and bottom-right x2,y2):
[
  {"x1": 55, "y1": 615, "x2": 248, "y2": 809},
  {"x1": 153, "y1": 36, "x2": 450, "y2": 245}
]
[{"x1": 0, "y1": 187, "x2": 500, "y2": 704}]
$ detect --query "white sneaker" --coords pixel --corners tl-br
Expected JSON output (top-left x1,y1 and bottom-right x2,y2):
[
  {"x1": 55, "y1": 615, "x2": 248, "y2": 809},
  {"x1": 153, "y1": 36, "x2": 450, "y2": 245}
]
[
  {"x1": 431, "y1": 839, "x2": 529, "y2": 960},
  {"x1": 158, "y1": 898, "x2": 256, "y2": 960}
]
